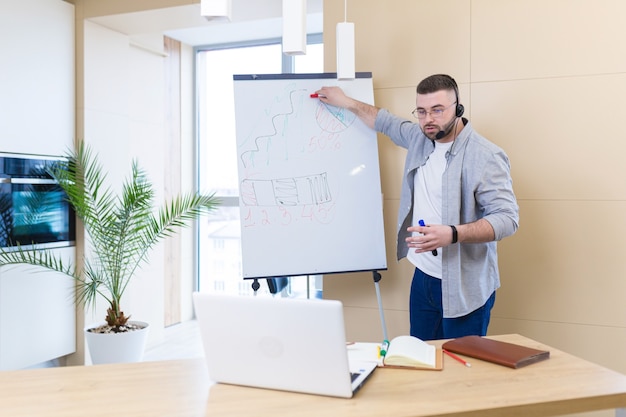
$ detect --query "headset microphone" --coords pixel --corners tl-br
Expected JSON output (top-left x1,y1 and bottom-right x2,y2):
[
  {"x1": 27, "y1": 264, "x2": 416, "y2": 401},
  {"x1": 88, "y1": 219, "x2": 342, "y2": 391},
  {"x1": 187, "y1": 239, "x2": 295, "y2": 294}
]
[
  {"x1": 435, "y1": 129, "x2": 448, "y2": 140},
  {"x1": 435, "y1": 117, "x2": 457, "y2": 140}
]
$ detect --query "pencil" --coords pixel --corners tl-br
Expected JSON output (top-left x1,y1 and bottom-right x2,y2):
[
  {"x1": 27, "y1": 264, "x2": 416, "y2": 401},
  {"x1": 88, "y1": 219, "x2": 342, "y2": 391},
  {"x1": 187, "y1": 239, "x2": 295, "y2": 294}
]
[{"x1": 443, "y1": 349, "x2": 472, "y2": 367}]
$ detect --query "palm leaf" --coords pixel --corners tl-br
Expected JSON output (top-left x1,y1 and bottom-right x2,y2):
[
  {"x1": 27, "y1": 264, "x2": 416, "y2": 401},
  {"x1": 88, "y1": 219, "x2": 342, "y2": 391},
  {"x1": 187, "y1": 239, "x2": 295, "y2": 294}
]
[{"x1": 0, "y1": 142, "x2": 220, "y2": 326}]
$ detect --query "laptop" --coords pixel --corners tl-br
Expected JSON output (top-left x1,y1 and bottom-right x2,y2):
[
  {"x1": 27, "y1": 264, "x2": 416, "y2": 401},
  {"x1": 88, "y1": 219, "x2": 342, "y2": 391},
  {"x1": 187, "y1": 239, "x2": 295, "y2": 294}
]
[{"x1": 192, "y1": 292, "x2": 377, "y2": 398}]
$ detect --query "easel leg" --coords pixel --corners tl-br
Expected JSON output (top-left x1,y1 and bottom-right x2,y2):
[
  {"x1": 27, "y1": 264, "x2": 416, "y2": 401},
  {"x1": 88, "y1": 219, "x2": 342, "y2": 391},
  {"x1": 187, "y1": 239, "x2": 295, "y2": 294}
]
[{"x1": 373, "y1": 271, "x2": 389, "y2": 343}]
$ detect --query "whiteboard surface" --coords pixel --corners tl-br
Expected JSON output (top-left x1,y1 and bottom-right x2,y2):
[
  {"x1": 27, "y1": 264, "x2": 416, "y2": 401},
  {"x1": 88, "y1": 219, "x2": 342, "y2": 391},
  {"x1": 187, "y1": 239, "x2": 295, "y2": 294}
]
[{"x1": 234, "y1": 73, "x2": 386, "y2": 278}]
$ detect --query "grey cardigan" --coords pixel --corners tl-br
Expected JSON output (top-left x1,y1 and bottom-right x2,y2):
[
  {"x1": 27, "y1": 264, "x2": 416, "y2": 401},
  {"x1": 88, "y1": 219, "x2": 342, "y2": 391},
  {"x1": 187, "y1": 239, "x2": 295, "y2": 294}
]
[{"x1": 375, "y1": 109, "x2": 519, "y2": 317}]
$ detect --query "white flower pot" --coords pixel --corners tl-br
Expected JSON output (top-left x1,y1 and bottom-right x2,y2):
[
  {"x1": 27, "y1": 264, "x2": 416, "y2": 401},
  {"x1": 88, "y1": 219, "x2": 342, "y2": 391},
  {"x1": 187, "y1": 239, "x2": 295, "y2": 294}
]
[{"x1": 84, "y1": 321, "x2": 150, "y2": 365}]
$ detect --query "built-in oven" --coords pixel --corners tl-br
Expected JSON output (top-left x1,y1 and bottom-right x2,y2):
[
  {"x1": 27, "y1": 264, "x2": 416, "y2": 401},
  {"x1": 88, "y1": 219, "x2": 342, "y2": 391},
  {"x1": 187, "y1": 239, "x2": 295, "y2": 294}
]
[{"x1": 0, "y1": 152, "x2": 76, "y2": 250}]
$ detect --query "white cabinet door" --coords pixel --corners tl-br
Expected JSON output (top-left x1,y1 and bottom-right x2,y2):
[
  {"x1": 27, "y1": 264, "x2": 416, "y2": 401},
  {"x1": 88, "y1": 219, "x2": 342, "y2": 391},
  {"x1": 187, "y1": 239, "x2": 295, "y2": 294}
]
[{"x1": 0, "y1": 247, "x2": 76, "y2": 370}]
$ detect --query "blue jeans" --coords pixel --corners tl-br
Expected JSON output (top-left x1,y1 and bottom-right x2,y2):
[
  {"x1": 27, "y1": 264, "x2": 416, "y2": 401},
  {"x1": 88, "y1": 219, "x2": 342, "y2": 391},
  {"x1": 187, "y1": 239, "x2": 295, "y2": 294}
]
[{"x1": 409, "y1": 268, "x2": 496, "y2": 341}]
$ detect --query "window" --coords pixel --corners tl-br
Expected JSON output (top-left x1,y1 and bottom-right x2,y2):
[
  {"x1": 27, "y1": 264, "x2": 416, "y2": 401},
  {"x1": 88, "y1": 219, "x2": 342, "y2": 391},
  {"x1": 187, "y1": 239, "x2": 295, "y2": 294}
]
[{"x1": 196, "y1": 37, "x2": 323, "y2": 297}]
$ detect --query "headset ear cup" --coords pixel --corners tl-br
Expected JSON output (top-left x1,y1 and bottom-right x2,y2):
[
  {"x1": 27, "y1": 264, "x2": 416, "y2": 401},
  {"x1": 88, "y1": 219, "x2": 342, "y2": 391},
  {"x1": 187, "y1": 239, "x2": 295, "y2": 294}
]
[{"x1": 456, "y1": 103, "x2": 465, "y2": 118}]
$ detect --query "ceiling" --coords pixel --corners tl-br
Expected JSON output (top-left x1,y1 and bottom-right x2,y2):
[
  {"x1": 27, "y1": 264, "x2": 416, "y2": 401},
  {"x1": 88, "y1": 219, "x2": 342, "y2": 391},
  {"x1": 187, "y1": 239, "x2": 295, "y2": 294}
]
[{"x1": 86, "y1": 0, "x2": 323, "y2": 47}]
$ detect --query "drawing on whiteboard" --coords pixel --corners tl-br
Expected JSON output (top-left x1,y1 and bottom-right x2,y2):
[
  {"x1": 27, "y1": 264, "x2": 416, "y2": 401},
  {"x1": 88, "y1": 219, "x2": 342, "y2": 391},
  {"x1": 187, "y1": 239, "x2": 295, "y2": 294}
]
[
  {"x1": 236, "y1": 85, "x2": 359, "y2": 228},
  {"x1": 315, "y1": 101, "x2": 357, "y2": 133},
  {"x1": 240, "y1": 88, "x2": 306, "y2": 170},
  {"x1": 239, "y1": 88, "x2": 358, "y2": 170},
  {"x1": 241, "y1": 172, "x2": 331, "y2": 207}
]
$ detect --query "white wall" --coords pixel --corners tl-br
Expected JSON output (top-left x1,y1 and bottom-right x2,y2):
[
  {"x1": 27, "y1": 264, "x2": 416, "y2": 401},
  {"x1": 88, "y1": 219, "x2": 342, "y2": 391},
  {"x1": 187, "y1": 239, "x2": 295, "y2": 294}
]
[
  {"x1": 82, "y1": 20, "x2": 167, "y2": 347},
  {"x1": 0, "y1": 0, "x2": 74, "y2": 156}
]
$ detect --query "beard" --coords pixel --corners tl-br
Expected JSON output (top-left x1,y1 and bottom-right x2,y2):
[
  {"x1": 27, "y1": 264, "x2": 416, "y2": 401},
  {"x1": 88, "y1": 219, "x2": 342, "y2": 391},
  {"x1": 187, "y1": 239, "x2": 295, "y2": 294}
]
[
  {"x1": 423, "y1": 124, "x2": 441, "y2": 140},
  {"x1": 423, "y1": 116, "x2": 457, "y2": 141}
]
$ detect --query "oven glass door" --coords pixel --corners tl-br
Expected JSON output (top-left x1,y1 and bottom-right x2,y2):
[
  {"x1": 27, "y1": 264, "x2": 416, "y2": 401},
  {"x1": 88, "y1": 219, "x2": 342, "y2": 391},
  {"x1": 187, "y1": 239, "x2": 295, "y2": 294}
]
[{"x1": 0, "y1": 155, "x2": 76, "y2": 250}]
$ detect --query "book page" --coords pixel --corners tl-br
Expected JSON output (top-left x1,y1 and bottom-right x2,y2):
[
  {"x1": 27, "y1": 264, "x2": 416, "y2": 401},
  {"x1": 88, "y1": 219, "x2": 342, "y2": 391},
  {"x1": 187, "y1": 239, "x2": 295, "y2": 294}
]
[{"x1": 383, "y1": 335, "x2": 436, "y2": 367}]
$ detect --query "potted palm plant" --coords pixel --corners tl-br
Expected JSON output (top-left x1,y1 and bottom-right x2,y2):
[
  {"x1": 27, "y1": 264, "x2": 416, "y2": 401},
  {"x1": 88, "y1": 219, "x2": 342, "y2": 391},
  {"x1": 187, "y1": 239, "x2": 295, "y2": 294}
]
[{"x1": 0, "y1": 143, "x2": 219, "y2": 364}]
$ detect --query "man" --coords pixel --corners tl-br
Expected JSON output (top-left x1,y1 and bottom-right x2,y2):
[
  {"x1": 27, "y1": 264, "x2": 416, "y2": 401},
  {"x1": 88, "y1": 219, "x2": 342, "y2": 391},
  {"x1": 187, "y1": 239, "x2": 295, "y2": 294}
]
[{"x1": 314, "y1": 74, "x2": 519, "y2": 340}]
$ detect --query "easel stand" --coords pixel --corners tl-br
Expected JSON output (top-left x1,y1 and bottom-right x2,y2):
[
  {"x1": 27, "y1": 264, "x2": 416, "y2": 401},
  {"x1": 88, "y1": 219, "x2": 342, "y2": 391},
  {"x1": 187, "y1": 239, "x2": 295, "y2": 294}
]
[{"x1": 372, "y1": 270, "x2": 389, "y2": 343}]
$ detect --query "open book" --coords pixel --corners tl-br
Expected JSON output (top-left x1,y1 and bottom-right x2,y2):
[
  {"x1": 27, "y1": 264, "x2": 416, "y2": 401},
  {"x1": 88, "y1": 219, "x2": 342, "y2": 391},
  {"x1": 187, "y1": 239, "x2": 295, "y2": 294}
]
[{"x1": 382, "y1": 335, "x2": 443, "y2": 370}]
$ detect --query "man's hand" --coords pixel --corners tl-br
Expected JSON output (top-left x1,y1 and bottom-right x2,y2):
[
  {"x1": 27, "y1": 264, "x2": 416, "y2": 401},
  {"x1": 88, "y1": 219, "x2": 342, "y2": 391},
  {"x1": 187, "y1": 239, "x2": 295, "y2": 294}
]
[
  {"x1": 312, "y1": 86, "x2": 379, "y2": 129},
  {"x1": 406, "y1": 223, "x2": 454, "y2": 253},
  {"x1": 313, "y1": 86, "x2": 352, "y2": 108}
]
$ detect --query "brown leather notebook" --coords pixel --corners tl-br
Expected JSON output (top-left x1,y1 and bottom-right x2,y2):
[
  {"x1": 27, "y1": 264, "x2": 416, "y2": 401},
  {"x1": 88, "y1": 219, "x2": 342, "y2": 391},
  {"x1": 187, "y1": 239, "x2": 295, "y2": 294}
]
[{"x1": 441, "y1": 336, "x2": 550, "y2": 369}]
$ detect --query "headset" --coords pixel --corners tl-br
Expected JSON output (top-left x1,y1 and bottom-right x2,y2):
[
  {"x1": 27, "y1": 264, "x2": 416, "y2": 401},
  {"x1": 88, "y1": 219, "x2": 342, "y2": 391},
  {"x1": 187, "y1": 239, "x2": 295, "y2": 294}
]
[
  {"x1": 445, "y1": 74, "x2": 465, "y2": 118},
  {"x1": 435, "y1": 75, "x2": 464, "y2": 140}
]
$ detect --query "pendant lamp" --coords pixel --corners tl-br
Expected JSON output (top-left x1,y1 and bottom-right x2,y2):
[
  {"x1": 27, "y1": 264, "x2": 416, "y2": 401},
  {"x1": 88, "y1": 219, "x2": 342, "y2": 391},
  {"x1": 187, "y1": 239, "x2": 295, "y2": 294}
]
[
  {"x1": 201, "y1": 0, "x2": 232, "y2": 22},
  {"x1": 336, "y1": 0, "x2": 355, "y2": 80},
  {"x1": 282, "y1": 0, "x2": 307, "y2": 55}
]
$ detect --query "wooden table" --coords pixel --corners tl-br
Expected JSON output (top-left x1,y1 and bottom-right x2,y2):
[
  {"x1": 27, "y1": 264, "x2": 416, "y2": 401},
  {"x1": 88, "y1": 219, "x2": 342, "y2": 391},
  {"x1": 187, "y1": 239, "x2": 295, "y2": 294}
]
[{"x1": 2, "y1": 334, "x2": 626, "y2": 417}]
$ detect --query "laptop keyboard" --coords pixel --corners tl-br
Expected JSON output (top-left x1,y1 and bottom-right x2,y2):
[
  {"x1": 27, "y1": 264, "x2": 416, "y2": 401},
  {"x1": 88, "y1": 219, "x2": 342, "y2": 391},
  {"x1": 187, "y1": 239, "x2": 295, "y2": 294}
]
[{"x1": 350, "y1": 372, "x2": 361, "y2": 383}]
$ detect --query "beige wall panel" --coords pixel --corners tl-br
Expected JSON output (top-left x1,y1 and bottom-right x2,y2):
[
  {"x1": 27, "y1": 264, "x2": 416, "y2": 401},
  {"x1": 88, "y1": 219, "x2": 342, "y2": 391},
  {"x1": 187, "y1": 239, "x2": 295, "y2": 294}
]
[
  {"x1": 490, "y1": 318, "x2": 626, "y2": 376},
  {"x1": 323, "y1": 0, "x2": 626, "y2": 381},
  {"x1": 322, "y1": 0, "x2": 338, "y2": 74},
  {"x1": 81, "y1": 0, "x2": 196, "y2": 18},
  {"x1": 374, "y1": 86, "x2": 416, "y2": 122},
  {"x1": 379, "y1": 198, "x2": 416, "y2": 310},
  {"x1": 472, "y1": 0, "x2": 626, "y2": 82},
  {"x1": 493, "y1": 200, "x2": 626, "y2": 327},
  {"x1": 324, "y1": 271, "x2": 382, "y2": 309},
  {"x1": 377, "y1": 138, "x2": 406, "y2": 201},
  {"x1": 386, "y1": 258, "x2": 415, "y2": 308},
  {"x1": 324, "y1": 0, "x2": 471, "y2": 89},
  {"x1": 470, "y1": 74, "x2": 626, "y2": 201},
  {"x1": 373, "y1": 86, "x2": 412, "y2": 200},
  {"x1": 344, "y1": 306, "x2": 411, "y2": 343}
]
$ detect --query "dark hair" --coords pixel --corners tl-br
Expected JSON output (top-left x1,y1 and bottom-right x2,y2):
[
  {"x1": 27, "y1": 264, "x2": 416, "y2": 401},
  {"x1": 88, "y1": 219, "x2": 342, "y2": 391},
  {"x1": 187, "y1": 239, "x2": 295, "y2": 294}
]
[{"x1": 416, "y1": 74, "x2": 459, "y2": 96}]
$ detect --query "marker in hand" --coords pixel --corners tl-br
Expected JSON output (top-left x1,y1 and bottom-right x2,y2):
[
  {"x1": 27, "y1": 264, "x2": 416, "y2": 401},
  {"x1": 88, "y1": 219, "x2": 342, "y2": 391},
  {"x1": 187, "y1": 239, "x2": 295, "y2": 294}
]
[
  {"x1": 310, "y1": 93, "x2": 326, "y2": 98},
  {"x1": 419, "y1": 219, "x2": 438, "y2": 256}
]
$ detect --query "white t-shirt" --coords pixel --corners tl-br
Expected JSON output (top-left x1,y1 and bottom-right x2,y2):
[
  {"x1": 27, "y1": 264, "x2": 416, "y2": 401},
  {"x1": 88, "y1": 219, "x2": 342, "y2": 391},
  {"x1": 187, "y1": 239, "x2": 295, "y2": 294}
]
[{"x1": 407, "y1": 140, "x2": 453, "y2": 278}]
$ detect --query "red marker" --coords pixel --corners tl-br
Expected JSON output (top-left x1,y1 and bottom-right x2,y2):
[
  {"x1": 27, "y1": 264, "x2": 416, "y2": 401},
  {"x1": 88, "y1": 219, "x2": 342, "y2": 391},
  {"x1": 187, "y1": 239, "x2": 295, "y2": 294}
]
[
  {"x1": 310, "y1": 93, "x2": 326, "y2": 98},
  {"x1": 443, "y1": 349, "x2": 472, "y2": 367}
]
